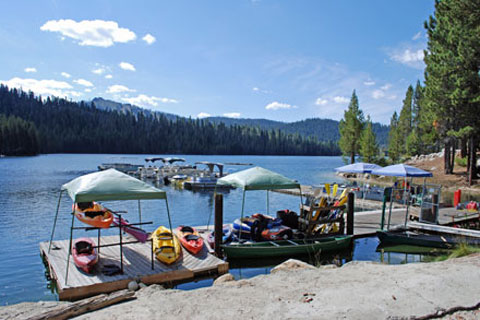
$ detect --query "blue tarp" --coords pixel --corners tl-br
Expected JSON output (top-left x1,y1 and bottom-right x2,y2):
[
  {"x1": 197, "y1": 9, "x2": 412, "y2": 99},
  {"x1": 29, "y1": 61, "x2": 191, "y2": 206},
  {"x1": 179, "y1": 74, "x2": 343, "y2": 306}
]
[
  {"x1": 334, "y1": 162, "x2": 382, "y2": 174},
  {"x1": 370, "y1": 164, "x2": 432, "y2": 177}
]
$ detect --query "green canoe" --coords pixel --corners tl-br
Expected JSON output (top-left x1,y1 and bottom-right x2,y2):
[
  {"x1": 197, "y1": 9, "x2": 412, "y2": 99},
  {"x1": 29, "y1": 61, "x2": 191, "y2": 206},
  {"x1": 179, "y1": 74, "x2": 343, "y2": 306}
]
[{"x1": 221, "y1": 235, "x2": 353, "y2": 259}]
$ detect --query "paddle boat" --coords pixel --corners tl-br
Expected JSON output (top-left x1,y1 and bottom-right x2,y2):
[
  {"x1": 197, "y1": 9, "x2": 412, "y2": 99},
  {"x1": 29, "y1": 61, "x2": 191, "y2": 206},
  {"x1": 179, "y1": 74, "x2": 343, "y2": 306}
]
[
  {"x1": 175, "y1": 226, "x2": 204, "y2": 255},
  {"x1": 113, "y1": 216, "x2": 149, "y2": 243},
  {"x1": 73, "y1": 201, "x2": 113, "y2": 228},
  {"x1": 152, "y1": 226, "x2": 182, "y2": 265},
  {"x1": 72, "y1": 237, "x2": 98, "y2": 273}
]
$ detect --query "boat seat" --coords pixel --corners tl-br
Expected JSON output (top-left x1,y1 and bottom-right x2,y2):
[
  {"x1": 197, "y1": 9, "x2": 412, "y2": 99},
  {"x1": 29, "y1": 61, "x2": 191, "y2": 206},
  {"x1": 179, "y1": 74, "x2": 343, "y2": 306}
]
[
  {"x1": 180, "y1": 226, "x2": 194, "y2": 233},
  {"x1": 84, "y1": 211, "x2": 106, "y2": 219},
  {"x1": 185, "y1": 234, "x2": 200, "y2": 241},
  {"x1": 269, "y1": 241, "x2": 280, "y2": 247},
  {"x1": 75, "y1": 241, "x2": 93, "y2": 254}
]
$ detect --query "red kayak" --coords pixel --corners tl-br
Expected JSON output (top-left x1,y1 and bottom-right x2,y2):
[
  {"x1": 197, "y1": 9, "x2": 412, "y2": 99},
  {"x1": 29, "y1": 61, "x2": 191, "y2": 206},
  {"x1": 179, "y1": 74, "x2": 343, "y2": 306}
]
[
  {"x1": 72, "y1": 237, "x2": 98, "y2": 273},
  {"x1": 175, "y1": 226, "x2": 204, "y2": 255}
]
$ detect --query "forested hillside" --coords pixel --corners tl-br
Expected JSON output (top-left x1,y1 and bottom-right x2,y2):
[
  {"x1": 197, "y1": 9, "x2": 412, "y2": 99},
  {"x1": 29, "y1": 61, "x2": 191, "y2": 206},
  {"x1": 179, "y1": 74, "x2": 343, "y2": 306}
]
[{"x1": 0, "y1": 86, "x2": 340, "y2": 156}]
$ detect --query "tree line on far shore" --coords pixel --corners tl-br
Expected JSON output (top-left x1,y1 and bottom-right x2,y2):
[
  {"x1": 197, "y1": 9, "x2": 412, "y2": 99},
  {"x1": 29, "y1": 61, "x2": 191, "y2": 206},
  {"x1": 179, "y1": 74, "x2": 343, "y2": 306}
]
[
  {"x1": 0, "y1": 85, "x2": 340, "y2": 156},
  {"x1": 338, "y1": 0, "x2": 479, "y2": 185}
]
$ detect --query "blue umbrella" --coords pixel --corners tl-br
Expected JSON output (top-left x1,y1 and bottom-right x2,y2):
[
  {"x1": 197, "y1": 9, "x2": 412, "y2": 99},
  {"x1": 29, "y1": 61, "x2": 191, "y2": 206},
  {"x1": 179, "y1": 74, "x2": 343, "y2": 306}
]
[
  {"x1": 370, "y1": 164, "x2": 432, "y2": 177},
  {"x1": 335, "y1": 162, "x2": 382, "y2": 174}
]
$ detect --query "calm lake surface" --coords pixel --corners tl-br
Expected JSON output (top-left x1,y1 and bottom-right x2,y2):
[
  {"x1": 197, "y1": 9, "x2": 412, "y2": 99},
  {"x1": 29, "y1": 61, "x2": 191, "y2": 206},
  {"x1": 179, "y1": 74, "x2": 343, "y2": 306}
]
[{"x1": 0, "y1": 154, "x2": 429, "y2": 305}]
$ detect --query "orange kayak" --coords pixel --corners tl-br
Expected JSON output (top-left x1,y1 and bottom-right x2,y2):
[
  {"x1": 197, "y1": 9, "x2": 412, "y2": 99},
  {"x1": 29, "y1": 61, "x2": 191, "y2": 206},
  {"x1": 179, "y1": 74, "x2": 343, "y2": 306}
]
[
  {"x1": 175, "y1": 226, "x2": 204, "y2": 255},
  {"x1": 73, "y1": 202, "x2": 113, "y2": 228}
]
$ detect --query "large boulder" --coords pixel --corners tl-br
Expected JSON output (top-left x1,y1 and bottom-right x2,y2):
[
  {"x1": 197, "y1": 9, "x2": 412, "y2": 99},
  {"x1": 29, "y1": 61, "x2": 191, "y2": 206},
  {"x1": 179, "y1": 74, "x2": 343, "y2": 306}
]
[{"x1": 270, "y1": 259, "x2": 316, "y2": 274}]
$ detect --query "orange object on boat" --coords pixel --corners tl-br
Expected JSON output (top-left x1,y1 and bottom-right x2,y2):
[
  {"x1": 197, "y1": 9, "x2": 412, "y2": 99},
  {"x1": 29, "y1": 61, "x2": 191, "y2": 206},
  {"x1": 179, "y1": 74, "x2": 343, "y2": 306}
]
[{"x1": 73, "y1": 201, "x2": 113, "y2": 228}]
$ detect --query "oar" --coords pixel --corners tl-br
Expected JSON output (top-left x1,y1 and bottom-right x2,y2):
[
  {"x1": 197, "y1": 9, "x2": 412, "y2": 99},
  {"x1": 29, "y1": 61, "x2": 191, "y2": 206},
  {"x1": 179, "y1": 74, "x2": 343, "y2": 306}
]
[
  {"x1": 332, "y1": 184, "x2": 338, "y2": 199},
  {"x1": 325, "y1": 183, "x2": 331, "y2": 198}
]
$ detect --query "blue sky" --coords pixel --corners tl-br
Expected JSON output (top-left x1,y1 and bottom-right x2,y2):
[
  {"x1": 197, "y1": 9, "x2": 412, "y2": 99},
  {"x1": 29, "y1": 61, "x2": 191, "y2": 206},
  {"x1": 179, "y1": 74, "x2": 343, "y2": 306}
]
[{"x1": 0, "y1": 1, "x2": 434, "y2": 124}]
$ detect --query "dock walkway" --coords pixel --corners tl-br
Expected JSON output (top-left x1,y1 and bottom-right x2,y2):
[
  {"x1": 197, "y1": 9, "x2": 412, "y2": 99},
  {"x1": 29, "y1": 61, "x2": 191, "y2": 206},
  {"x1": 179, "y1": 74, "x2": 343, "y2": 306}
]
[{"x1": 40, "y1": 235, "x2": 228, "y2": 301}]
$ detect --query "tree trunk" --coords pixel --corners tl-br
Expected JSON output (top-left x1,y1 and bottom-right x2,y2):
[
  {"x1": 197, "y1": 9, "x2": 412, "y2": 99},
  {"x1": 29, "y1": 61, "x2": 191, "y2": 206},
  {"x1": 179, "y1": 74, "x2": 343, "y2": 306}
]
[
  {"x1": 450, "y1": 142, "x2": 456, "y2": 174},
  {"x1": 468, "y1": 137, "x2": 477, "y2": 186},
  {"x1": 444, "y1": 141, "x2": 451, "y2": 174},
  {"x1": 461, "y1": 138, "x2": 467, "y2": 158},
  {"x1": 467, "y1": 139, "x2": 471, "y2": 175},
  {"x1": 351, "y1": 152, "x2": 355, "y2": 164}
]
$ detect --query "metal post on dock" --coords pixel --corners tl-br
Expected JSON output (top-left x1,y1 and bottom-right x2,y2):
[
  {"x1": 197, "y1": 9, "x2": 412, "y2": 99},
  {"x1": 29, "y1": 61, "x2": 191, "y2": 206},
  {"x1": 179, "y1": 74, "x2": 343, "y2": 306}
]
[
  {"x1": 214, "y1": 193, "x2": 223, "y2": 258},
  {"x1": 346, "y1": 192, "x2": 354, "y2": 235}
]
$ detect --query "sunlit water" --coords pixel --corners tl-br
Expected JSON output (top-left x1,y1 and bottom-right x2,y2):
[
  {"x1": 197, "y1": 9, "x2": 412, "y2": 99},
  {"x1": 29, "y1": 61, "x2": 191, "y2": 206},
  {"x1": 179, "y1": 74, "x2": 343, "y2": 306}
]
[{"x1": 0, "y1": 154, "x2": 434, "y2": 305}]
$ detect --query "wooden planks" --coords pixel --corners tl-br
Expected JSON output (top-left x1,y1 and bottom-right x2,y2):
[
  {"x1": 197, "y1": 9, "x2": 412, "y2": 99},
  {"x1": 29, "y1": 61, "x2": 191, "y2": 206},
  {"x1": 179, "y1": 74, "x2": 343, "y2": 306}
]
[{"x1": 40, "y1": 234, "x2": 228, "y2": 301}]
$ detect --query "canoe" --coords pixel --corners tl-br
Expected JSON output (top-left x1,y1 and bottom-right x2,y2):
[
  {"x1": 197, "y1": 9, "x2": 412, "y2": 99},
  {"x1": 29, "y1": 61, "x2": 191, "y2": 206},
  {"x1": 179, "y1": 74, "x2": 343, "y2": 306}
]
[
  {"x1": 207, "y1": 224, "x2": 234, "y2": 249},
  {"x1": 113, "y1": 217, "x2": 149, "y2": 243},
  {"x1": 221, "y1": 235, "x2": 353, "y2": 259},
  {"x1": 376, "y1": 229, "x2": 480, "y2": 249},
  {"x1": 152, "y1": 226, "x2": 182, "y2": 264},
  {"x1": 72, "y1": 237, "x2": 98, "y2": 273},
  {"x1": 175, "y1": 225, "x2": 204, "y2": 255},
  {"x1": 73, "y1": 202, "x2": 113, "y2": 229}
]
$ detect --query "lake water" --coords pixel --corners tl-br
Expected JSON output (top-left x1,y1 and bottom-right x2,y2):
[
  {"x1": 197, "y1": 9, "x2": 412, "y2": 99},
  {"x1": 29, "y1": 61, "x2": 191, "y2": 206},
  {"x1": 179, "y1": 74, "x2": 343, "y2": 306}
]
[{"x1": 0, "y1": 154, "x2": 431, "y2": 305}]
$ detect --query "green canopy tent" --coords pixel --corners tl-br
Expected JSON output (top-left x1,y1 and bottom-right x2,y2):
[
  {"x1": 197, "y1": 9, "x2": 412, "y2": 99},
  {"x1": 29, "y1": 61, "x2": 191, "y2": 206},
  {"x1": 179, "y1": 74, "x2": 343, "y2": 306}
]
[
  {"x1": 216, "y1": 167, "x2": 302, "y2": 238},
  {"x1": 48, "y1": 169, "x2": 173, "y2": 284}
]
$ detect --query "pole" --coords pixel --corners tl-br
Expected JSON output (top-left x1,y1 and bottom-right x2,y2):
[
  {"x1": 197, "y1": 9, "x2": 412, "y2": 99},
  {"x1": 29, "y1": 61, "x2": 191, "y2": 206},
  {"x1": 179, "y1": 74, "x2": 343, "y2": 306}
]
[
  {"x1": 380, "y1": 194, "x2": 387, "y2": 230},
  {"x1": 164, "y1": 197, "x2": 176, "y2": 261},
  {"x1": 266, "y1": 190, "x2": 269, "y2": 215},
  {"x1": 119, "y1": 213, "x2": 123, "y2": 274},
  {"x1": 239, "y1": 190, "x2": 246, "y2": 241},
  {"x1": 138, "y1": 200, "x2": 142, "y2": 224},
  {"x1": 65, "y1": 213, "x2": 75, "y2": 285},
  {"x1": 346, "y1": 192, "x2": 354, "y2": 235},
  {"x1": 48, "y1": 191, "x2": 63, "y2": 253},
  {"x1": 214, "y1": 193, "x2": 223, "y2": 258}
]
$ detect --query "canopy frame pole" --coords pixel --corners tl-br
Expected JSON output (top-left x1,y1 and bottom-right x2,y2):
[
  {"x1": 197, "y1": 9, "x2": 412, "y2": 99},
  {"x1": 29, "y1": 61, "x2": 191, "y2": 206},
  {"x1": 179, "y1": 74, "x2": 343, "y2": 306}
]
[
  {"x1": 164, "y1": 197, "x2": 176, "y2": 260},
  {"x1": 138, "y1": 200, "x2": 142, "y2": 224},
  {"x1": 266, "y1": 190, "x2": 269, "y2": 215},
  {"x1": 239, "y1": 190, "x2": 246, "y2": 241},
  {"x1": 207, "y1": 187, "x2": 218, "y2": 231},
  {"x1": 65, "y1": 212, "x2": 75, "y2": 285},
  {"x1": 404, "y1": 177, "x2": 412, "y2": 226},
  {"x1": 48, "y1": 190, "x2": 64, "y2": 253},
  {"x1": 387, "y1": 179, "x2": 395, "y2": 230}
]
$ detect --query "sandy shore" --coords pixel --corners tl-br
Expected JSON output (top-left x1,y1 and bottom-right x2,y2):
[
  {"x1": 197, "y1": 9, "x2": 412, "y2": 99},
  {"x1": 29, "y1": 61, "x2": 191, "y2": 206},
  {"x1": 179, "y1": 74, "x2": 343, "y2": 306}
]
[{"x1": 2, "y1": 254, "x2": 480, "y2": 319}]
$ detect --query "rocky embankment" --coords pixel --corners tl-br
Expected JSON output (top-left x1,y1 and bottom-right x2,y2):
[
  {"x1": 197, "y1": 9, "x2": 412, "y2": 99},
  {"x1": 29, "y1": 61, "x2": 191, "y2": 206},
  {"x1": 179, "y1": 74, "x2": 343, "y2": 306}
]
[{"x1": 2, "y1": 255, "x2": 480, "y2": 319}]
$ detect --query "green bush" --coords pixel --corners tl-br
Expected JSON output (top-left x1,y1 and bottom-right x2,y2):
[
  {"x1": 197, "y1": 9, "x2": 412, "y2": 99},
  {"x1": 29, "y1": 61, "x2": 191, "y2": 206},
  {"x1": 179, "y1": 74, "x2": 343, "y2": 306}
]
[{"x1": 455, "y1": 157, "x2": 467, "y2": 167}]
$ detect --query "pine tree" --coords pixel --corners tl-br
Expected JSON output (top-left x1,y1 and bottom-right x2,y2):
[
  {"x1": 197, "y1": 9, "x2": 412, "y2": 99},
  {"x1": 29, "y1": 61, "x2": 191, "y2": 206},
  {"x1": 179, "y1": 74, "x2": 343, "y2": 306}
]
[
  {"x1": 388, "y1": 112, "x2": 402, "y2": 163},
  {"x1": 359, "y1": 115, "x2": 378, "y2": 163},
  {"x1": 397, "y1": 85, "x2": 414, "y2": 155},
  {"x1": 339, "y1": 90, "x2": 364, "y2": 164}
]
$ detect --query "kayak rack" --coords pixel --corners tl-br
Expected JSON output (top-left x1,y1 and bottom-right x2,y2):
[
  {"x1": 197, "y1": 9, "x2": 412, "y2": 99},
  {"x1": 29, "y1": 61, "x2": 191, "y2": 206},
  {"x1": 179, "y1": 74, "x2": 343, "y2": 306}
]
[{"x1": 65, "y1": 212, "x2": 154, "y2": 285}]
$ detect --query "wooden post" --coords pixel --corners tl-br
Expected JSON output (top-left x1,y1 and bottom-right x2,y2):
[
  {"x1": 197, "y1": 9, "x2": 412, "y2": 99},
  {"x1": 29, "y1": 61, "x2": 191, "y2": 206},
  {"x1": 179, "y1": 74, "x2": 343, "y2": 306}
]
[
  {"x1": 346, "y1": 192, "x2": 354, "y2": 235},
  {"x1": 214, "y1": 193, "x2": 223, "y2": 258}
]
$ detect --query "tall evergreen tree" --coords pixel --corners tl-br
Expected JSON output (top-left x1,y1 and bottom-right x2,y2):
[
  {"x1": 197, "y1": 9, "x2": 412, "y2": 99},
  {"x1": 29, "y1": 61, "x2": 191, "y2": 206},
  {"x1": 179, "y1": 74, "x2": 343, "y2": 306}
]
[
  {"x1": 359, "y1": 115, "x2": 378, "y2": 163},
  {"x1": 397, "y1": 85, "x2": 414, "y2": 154},
  {"x1": 388, "y1": 112, "x2": 402, "y2": 163},
  {"x1": 339, "y1": 90, "x2": 364, "y2": 164}
]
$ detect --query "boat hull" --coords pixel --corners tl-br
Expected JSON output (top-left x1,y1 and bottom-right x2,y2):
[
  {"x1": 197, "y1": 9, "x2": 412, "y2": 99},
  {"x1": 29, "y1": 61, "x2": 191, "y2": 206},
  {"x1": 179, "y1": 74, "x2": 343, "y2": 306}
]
[
  {"x1": 376, "y1": 230, "x2": 480, "y2": 249},
  {"x1": 221, "y1": 235, "x2": 353, "y2": 259},
  {"x1": 176, "y1": 226, "x2": 204, "y2": 255},
  {"x1": 72, "y1": 238, "x2": 98, "y2": 273},
  {"x1": 73, "y1": 202, "x2": 113, "y2": 229},
  {"x1": 152, "y1": 226, "x2": 182, "y2": 265},
  {"x1": 113, "y1": 217, "x2": 149, "y2": 243}
]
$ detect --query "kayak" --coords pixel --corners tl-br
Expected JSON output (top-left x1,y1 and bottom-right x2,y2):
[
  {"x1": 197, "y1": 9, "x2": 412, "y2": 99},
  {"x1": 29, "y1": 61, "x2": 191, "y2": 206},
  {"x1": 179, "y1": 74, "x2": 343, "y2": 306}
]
[
  {"x1": 152, "y1": 226, "x2": 182, "y2": 265},
  {"x1": 72, "y1": 237, "x2": 98, "y2": 273},
  {"x1": 261, "y1": 225, "x2": 293, "y2": 241},
  {"x1": 113, "y1": 216, "x2": 149, "y2": 243},
  {"x1": 176, "y1": 226, "x2": 204, "y2": 255},
  {"x1": 73, "y1": 202, "x2": 113, "y2": 229},
  {"x1": 207, "y1": 224, "x2": 234, "y2": 249}
]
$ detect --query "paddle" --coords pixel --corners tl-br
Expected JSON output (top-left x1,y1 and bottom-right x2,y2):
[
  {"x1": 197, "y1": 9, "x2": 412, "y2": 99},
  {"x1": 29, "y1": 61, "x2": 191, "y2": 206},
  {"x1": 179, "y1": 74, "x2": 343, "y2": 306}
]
[
  {"x1": 324, "y1": 183, "x2": 331, "y2": 198},
  {"x1": 332, "y1": 184, "x2": 338, "y2": 199}
]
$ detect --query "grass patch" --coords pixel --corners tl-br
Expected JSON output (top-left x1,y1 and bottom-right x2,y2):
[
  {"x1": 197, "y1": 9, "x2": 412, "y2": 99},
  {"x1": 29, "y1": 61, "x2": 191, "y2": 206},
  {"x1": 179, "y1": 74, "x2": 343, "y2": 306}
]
[
  {"x1": 455, "y1": 156, "x2": 467, "y2": 167},
  {"x1": 424, "y1": 243, "x2": 480, "y2": 262}
]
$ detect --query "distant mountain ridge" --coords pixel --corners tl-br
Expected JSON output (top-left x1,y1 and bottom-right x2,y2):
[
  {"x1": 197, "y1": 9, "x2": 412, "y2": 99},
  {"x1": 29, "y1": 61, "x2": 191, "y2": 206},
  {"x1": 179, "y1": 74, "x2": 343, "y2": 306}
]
[{"x1": 90, "y1": 97, "x2": 390, "y2": 146}]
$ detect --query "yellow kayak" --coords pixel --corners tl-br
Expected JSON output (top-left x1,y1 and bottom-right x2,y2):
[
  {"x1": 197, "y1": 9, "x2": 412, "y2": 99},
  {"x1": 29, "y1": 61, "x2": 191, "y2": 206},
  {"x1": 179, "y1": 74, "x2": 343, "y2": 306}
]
[{"x1": 152, "y1": 226, "x2": 182, "y2": 265}]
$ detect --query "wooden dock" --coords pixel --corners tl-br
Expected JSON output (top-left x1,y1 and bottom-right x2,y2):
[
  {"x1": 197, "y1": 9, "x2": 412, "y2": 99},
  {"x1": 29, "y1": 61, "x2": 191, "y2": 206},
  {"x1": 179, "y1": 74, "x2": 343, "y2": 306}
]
[{"x1": 40, "y1": 235, "x2": 228, "y2": 301}]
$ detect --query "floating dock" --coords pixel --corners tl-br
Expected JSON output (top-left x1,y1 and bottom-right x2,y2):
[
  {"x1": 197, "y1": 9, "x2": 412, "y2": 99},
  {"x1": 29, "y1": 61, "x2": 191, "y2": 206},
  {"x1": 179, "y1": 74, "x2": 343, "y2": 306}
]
[{"x1": 40, "y1": 235, "x2": 228, "y2": 301}]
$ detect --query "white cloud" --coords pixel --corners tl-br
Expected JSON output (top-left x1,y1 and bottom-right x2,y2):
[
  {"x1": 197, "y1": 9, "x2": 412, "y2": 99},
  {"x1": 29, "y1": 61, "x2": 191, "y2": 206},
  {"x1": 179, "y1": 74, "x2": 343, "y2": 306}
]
[
  {"x1": 412, "y1": 32, "x2": 422, "y2": 41},
  {"x1": 122, "y1": 94, "x2": 178, "y2": 108},
  {"x1": 142, "y1": 33, "x2": 156, "y2": 45},
  {"x1": 197, "y1": 112, "x2": 211, "y2": 118},
  {"x1": 73, "y1": 79, "x2": 94, "y2": 87},
  {"x1": 252, "y1": 86, "x2": 270, "y2": 94},
  {"x1": 105, "y1": 74, "x2": 113, "y2": 79},
  {"x1": 0, "y1": 77, "x2": 74, "y2": 97},
  {"x1": 61, "y1": 72, "x2": 71, "y2": 78},
  {"x1": 265, "y1": 101, "x2": 296, "y2": 110},
  {"x1": 40, "y1": 19, "x2": 136, "y2": 47},
  {"x1": 372, "y1": 89, "x2": 385, "y2": 99},
  {"x1": 24, "y1": 67, "x2": 37, "y2": 73},
  {"x1": 388, "y1": 46, "x2": 425, "y2": 69},
  {"x1": 68, "y1": 91, "x2": 83, "y2": 97},
  {"x1": 315, "y1": 98, "x2": 328, "y2": 106},
  {"x1": 380, "y1": 83, "x2": 391, "y2": 91},
  {"x1": 333, "y1": 96, "x2": 349, "y2": 104},
  {"x1": 119, "y1": 62, "x2": 136, "y2": 71},
  {"x1": 92, "y1": 68, "x2": 105, "y2": 75},
  {"x1": 85, "y1": 88, "x2": 92, "y2": 92},
  {"x1": 363, "y1": 81, "x2": 375, "y2": 86},
  {"x1": 107, "y1": 84, "x2": 135, "y2": 94},
  {"x1": 223, "y1": 112, "x2": 241, "y2": 118},
  {"x1": 252, "y1": 87, "x2": 259, "y2": 91}
]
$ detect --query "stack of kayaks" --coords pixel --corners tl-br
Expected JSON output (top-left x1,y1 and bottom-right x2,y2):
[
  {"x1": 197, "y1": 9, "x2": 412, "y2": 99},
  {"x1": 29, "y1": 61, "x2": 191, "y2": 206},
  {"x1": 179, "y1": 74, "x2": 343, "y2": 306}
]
[
  {"x1": 232, "y1": 213, "x2": 293, "y2": 241},
  {"x1": 72, "y1": 237, "x2": 98, "y2": 273},
  {"x1": 73, "y1": 202, "x2": 113, "y2": 228},
  {"x1": 207, "y1": 224, "x2": 234, "y2": 249},
  {"x1": 152, "y1": 226, "x2": 182, "y2": 265},
  {"x1": 175, "y1": 226, "x2": 204, "y2": 255}
]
